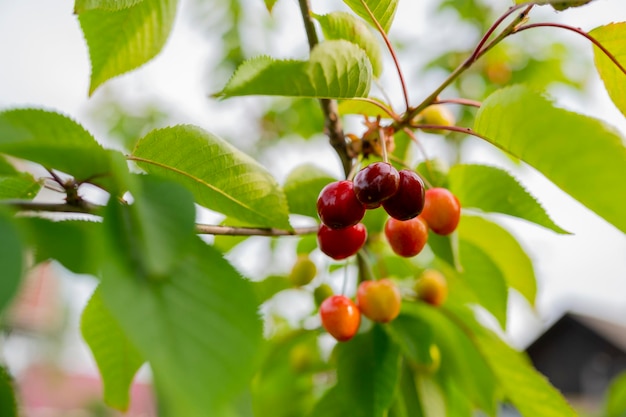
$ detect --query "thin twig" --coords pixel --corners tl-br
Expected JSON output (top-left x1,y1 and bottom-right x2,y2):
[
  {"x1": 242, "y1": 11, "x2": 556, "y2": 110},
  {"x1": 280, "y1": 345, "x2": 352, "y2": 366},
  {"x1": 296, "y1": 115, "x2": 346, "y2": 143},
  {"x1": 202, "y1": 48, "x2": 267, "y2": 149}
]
[
  {"x1": 350, "y1": 97, "x2": 402, "y2": 121},
  {"x1": 403, "y1": 5, "x2": 534, "y2": 124},
  {"x1": 433, "y1": 98, "x2": 482, "y2": 108},
  {"x1": 1, "y1": 200, "x2": 101, "y2": 215},
  {"x1": 196, "y1": 224, "x2": 319, "y2": 236},
  {"x1": 514, "y1": 22, "x2": 626, "y2": 76},
  {"x1": 297, "y1": 0, "x2": 352, "y2": 177},
  {"x1": 358, "y1": 0, "x2": 410, "y2": 110}
]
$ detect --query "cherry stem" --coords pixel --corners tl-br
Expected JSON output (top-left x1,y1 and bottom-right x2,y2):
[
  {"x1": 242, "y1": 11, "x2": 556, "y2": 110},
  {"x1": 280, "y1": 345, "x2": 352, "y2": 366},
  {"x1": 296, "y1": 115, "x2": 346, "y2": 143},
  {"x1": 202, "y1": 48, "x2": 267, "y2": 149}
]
[
  {"x1": 297, "y1": 0, "x2": 352, "y2": 177},
  {"x1": 196, "y1": 224, "x2": 319, "y2": 236},
  {"x1": 357, "y1": 0, "x2": 410, "y2": 111},
  {"x1": 402, "y1": 128, "x2": 434, "y2": 189},
  {"x1": 378, "y1": 123, "x2": 389, "y2": 164},
  {"x1": 513, "y1": 22, "x2": 626, "y2": 77},
  {"x1": 403, "y1": 4, "x2": 533, "y2": 124}
]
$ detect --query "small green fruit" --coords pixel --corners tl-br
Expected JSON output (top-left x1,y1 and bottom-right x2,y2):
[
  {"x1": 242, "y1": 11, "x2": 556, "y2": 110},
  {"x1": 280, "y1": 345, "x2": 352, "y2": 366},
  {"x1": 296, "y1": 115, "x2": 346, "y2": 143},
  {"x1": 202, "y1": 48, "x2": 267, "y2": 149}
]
[
  {"x1": 289, "y1": 255, "x2": 317, "y2": 286},
  {"x1": 415, "y1": 105, "x2": 456, "y2": 135},
  {"x1": 313, "y1": 283, "x2": 334, "y2": 308}
]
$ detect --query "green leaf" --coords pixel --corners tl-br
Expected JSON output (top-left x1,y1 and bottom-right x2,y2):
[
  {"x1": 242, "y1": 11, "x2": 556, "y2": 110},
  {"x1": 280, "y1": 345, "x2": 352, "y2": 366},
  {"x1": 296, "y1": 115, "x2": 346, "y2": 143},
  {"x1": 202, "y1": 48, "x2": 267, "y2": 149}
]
[
  {"x1": 401, "y1": 304, "x2": 497, "y2": 415},
  {"x1": 0, "y1": 109, "x2": 119, "y2": 190},
  {"x1": 448, "y1": 164, "x2": 569, "y2": 234},
  {"x1": 79, "y1": 0, "x2": 178, "y2": 95},
  {"x1": 264, "y1": 0, "x2": 279, "y2": 12},
  {"x1": 516, "y1": 0, "x2": 594, "y2": 11},
  {"x1": 100, "y1": 238, "x2": 263, "y2": 416},
  {"x1": 450, "y1": 306, "x2": 577, "y2": 417},
  {"x1": 336, "y1": 325, "x2": 401, "y2": 417},
  {"x1": 386, "y1": 314, "x2": 434, "y2": 367},
  {"x1": 284, "y1": 164, "x2": 335, "y2": 219},
  {"x1": 605, "y1": 371, "x2": 626, "y2": 417},
  {"x1": 458, "y1": 239, "x2": 508, "y2": 328},
  {"x1": 309, "y1": 386, "x2": 347, "y2": 417},
  {"x1": 474, "y1": 86, "x2": 626, "y2": 234},
  {"x1": 104, "y1": 175, "x2": 196, "y2": 279},
  {"x1": 0, "y1": 366, "x2": 17, "y2": 417},
  {"x1": 74, "y1": 0, "x2": 144, "y2": 13},
  {"x1": 18, "y1": 218, "x2": 103, "y2": 276},
  {"x1": 590, "y1": 23, "x2": 626, "y2": 118},
  {"x1": 342, "y1": 0, "x2": 398, "y2": 33},
  {"x1": 0, "y1": 157, "x2": 41, "y2": 200},
  {"x1": 314, "y1": 12, "x2": 383, "y2": 77},
  {"x1": 458, "y1": 214, "x2": 536, "y2": 305},
  {"x1": 217, "y1": 40, "x2": 372, "y2": 99},
  {"x1": 414, "y1": 373, "x2": 446, "y2": 417},
  {"x1": 81, "y1": 288, "x2": 145, "y2": 411},
  {"x1": 338, "y1": 98, "x2": 393, "y2": 118},
  {"x1": 132, "y1": 125, "x2": 291, "y2": 229},
  {"x1": 0, "y1": 211, "x2": 23, "y2": 313}
]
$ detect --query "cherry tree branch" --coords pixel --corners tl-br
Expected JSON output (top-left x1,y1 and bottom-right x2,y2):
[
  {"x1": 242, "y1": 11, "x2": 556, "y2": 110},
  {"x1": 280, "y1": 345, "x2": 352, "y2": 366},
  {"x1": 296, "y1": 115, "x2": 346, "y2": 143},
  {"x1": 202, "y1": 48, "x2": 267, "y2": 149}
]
[
  {"x1": 196, "y1": 224, "x2": 319, "y2": 236},
  {"x1": 297, "y1": 0, "x2": 352, "y2": 177}
]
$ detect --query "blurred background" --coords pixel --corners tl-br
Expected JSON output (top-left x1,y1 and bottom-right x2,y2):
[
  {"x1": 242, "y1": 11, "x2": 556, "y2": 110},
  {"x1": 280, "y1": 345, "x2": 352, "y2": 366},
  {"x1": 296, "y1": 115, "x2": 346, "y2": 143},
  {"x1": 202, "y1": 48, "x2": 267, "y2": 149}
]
[{"x1": 1, "y1": 0, "x2": 626, "y2": 415}]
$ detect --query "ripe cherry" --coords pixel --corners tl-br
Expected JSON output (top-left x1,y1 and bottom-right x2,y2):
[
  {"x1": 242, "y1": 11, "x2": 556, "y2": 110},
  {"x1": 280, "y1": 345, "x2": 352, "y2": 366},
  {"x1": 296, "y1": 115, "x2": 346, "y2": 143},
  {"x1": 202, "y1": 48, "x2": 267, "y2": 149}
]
[
  {"x1": 353, "y1": 162, "x2": 400, "y2": 208},
  {"x1": 317, "y1": 223, "x2": 367, "y2": 260},
  {"x1": 320, "y1": 295, "x2": 361, "y2": 342},
  {"x1": 357, "y1": 279, "x2": 402, "y2": 323},
  {"x1": 288, "y1": 254, "x2": 317, "y2": 286},
  {"x1": 384, "y1": 216, "x2": 429, "y2": 258},
  {"x1": 415, "y1": 269, "x2": 448, "y2": 306},
  {"x1": 419, "y1": 188, "x2": 461, "y2": 235},
  {"x1": 382, "y1": 170, "x2": 425, "y2": 220},
  {"x1": 317, "y1": 180, "x2": 365, "y2": 229}
]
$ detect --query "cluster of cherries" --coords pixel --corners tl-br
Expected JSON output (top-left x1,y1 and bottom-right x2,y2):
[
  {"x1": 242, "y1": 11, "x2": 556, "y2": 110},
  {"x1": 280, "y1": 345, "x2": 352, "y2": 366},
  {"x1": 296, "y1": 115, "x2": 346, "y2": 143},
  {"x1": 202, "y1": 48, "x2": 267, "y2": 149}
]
[
  {"x1": 318, "y1": 269, "x2": 449, "y2": 342},
  {"x1": 316, "y1": 161, "x2": 461, "y2": 260},
  {"x1": 314, "y1": 161, "x2": 461, "y2": 342}
]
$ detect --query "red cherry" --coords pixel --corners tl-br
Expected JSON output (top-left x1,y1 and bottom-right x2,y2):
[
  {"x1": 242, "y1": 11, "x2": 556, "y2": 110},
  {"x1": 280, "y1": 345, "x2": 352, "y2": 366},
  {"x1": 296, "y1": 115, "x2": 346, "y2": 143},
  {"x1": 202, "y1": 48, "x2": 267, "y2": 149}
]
[
  {"x1": 382, "y1": 170, "x2": 425, "y2": 220},
  {"x1": 317, "y1": 181, "x2": 366, "y2": 229},
  {"x1": 353, "y1": 162, "x2": 400, "y2": 207},
  {"x1": 357, "y1": 279, "x2": 402, "y2": 323},
  {"x1": 384, "y1": 217, "x2": 429, "y2": 257},
  {"x1": 420, "y1": 188, "x2": 461, "y2": 235},
  {"x1": 320, "y1": 295, "x2": 361, "y2": 342},
  {"x1": 317, "y1": 223, "x2": 367, "y2": 260}
]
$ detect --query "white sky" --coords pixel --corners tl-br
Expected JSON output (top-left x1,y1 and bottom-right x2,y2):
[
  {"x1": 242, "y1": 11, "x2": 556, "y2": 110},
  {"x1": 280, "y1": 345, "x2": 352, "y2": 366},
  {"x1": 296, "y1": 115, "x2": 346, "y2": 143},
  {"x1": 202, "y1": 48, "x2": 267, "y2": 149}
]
[{"x1": 0, "y1": 0, "x2": 626, "y2": 354}]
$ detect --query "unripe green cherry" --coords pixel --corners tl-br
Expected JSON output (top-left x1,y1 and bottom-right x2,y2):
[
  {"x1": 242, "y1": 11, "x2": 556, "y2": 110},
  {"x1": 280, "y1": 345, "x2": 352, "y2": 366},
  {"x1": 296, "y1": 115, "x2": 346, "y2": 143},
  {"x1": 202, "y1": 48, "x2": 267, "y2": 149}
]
[
  {"x1": 289, "y1": 254, "x2": 317, "y2": 286},
  {"x1": 313, "y1": 283, "x2": 334, "y2": 308},
  {"x1": 416, "y1": 104, "x2": 456, "y2": 135}
]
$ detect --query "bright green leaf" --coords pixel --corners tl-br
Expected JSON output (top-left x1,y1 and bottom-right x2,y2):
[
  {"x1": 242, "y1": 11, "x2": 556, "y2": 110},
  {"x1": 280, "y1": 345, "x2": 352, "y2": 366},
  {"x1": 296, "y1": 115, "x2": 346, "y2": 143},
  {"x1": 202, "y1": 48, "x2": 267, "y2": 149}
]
[
  {"x1": 448, "y1": 164, "x2": 568, "y2": 234},
  {"x1": 100, "y1": 238, "x2": 263, "y2": 416},
  {"x1": 264, "y1": 0, "x2": 279, "y2": 12},
  {"x1": 18, "y1": 218, "x2": 103, "y2": 276},
  {"x1": 0, "y1": 157, "x2": 40, "y2": 200},
  {"x1": 314, "y1": 12, "x2": 383, "y2": 77},
  {"x1": 217, "y1": 40, "x2": 372, "y2": 99},
  {"x1": 284, "y1": 164, "x2": 335, "y2": 219},
  {"x1": 590, "y1": 23, "x2": 626, "y2": 118},
  {"x1": 0, "y1": 211, "x2": 23, "y2": 313},
  {"x1": 415, "y1": 373, "x2": 446, "y2": 417},
  {"x1": 336, "y1": 325, "x2": 401, "y2": 417},
  {"x1": 474, "y1": 86, "x2": 626, "y2": 234},
  {"x1": 450, "y1": 306, "x2": 577, "y2": 417},
  {"x1": 104, "y1": 175, "x2": 196, "y2": 279},
  {"x1": 458, "y1": 214, "x2": 536, "y2": 305},
  {"x1": 338, "y1": 97, "x2": 393, "y2": 118},
  {"x1": 79, "y1": 0, "x2": 178, "y2": 95},
  {"x1": 0, "y1": 109, "x2": 119, "y2": 190},
  {"x1": 132, "y1": 125, "x2": 291, "y2": 229},
  {"x1": 251, "y1": 275, "x2": 291, "y2": 304},
  {"x1": 0, "y1": 366, "x2": 17, "y2": 417},
  {"x1": 74, "y1": 0, "x2": 144, "y2": 13},
  {"x1": 309, "y1": 386, "x2": 347, "y2": 417},
  {"x1": 605, "y1": 371, "x2": 626, "y2": 417},
  {"x1": 342, "y1": 0, "x2": 398, "y2": 33},
  {"x1": 458, "y1": 239, "x2": 508, "y2": 328},
  {"x1": 391, "y1": 364, "x2": 425, "y2": 417},
  {"x1": 81, "y1": 288, "x2": 145, "y2": 410}
]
